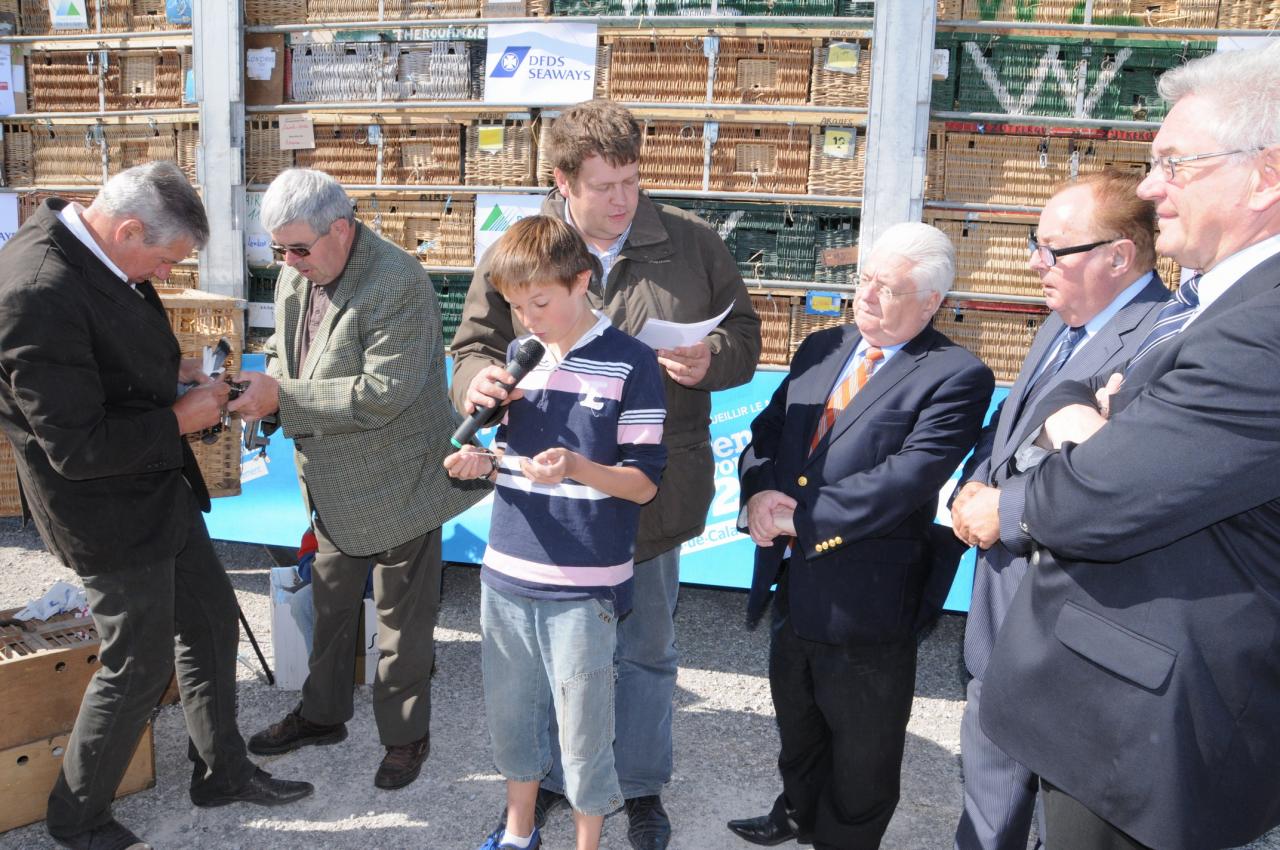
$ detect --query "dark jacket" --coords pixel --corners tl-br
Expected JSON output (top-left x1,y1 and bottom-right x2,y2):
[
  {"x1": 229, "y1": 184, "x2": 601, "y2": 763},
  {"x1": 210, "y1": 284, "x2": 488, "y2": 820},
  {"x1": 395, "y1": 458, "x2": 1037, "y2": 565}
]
[
  {"x1": 983, "y1": 249, "x2": 1280, "y2": 850},
  {"x1": 739, "y1": 323, "x2": 993, "y2": 644},
  {"x1": 0, "y1": 199, "x2": 208, "y2": 574},
  {"x1": 451, "y1": 191, "x2": 761, "y2": 561}
]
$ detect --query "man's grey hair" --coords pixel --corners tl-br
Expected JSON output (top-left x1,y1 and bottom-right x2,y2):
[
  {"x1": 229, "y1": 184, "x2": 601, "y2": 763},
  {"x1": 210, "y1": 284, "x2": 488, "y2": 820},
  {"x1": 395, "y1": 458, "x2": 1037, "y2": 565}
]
[
  {"x1": 91, "y1": 161, "x2": 209, "y2": 249},
  {"x1": 260, "y1": 168, "x2": 355, "y2": 235},
  {"x1": 866, "y1": 221, "x2": 956, "y2": 298},
  {"x1": 1158, "y1": 40, "x2": 1280, "y2": 156}
]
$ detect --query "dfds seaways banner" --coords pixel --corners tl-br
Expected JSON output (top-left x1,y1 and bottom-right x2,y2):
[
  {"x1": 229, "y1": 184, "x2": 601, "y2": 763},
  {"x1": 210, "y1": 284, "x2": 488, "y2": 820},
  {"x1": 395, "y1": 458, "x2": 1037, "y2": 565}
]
[{"x1": 484, "y1": 22, "x2": 597, "y2": 106}]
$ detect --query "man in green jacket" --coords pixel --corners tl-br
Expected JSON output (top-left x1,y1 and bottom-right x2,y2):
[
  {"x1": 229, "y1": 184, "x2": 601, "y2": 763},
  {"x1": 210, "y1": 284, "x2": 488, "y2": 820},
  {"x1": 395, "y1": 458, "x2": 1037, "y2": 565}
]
[
  {"x1": 230, "y1": 168, "x2": 488, "y2": 792},
  {"x1": 451, "y1": 99, "x2": 761, "y2": 850}
]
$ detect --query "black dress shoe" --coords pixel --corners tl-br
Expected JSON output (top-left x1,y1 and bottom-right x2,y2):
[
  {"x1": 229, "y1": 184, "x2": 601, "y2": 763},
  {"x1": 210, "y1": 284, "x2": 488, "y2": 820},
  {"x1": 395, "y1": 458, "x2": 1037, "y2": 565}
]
[
  {"x1": 248, "y1": 704, "x2": 347, "y2": 756},
  {"x1": 50, "y1": 819, "x2": 151, "y2": 850},
  {"x1": 190, "y1": 767, "x2": 315, "y2": 808},
  {"x1": 374, "y1": 732, "x2": 430, "y2": 789},
  {"x1": 626, "y1": 795, "x2": 672, "y2": 850},
  {"x1": 727, "y1": 810, "x2": 801, "y2": 846}
]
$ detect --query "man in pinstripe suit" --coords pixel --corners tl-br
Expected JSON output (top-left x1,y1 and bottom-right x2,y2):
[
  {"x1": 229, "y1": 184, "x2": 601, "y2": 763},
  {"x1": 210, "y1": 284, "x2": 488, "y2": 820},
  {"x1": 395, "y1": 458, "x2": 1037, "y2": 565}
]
[
  {"x1": 230, "y1": 169, "x2": 488, "y2": 791},
  {"x1": 949, "y1": 171, "x2": 1167, "y2": 850}
]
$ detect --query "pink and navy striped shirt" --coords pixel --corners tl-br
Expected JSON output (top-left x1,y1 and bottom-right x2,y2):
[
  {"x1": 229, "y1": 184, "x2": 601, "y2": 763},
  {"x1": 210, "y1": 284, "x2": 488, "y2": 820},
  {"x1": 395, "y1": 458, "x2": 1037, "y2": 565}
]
[{"x1": 481, "y1": 314, "x2": 667, "y2": 614}]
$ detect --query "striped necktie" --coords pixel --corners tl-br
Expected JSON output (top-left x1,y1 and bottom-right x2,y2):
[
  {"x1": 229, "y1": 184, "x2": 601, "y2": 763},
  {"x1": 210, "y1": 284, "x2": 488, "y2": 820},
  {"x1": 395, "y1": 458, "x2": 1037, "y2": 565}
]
[
  {"x1": 1128, "y1": 274, "x2": 1202, "y2": 370},
  {"x1": 1022, "y1": 324, "x2": 1086, "y2": 406},
  {"x1": 810, "y1": 347, "x2": 882, "y2": 453}
]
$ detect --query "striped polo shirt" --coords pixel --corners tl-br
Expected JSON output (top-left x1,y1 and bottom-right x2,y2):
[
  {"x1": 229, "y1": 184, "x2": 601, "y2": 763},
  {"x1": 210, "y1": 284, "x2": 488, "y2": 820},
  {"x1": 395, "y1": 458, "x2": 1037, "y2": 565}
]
[{"x1": 481, "y1": 314, "x2": 667, "y2": 614}]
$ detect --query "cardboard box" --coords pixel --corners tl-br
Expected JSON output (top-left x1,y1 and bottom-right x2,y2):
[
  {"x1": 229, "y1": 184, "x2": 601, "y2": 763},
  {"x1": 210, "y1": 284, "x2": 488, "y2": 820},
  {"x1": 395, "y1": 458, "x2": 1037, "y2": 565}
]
[
  {"x1": 0, "y1": 723, "x2": 155, "y2": 833},
  {"x1": 270, "y1": 566, "x2": 376, "y2": 690}
]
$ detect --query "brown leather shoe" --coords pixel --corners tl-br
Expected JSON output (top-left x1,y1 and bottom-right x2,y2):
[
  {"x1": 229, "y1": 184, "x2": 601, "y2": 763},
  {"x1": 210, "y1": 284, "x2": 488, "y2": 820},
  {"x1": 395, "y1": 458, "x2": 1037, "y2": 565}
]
[
  {"x1": 247, "y1": 704, "x2": 347, "y2": 756},
  {"x1": 374, "y1": 732, "x2": 430, "y2": 790}
]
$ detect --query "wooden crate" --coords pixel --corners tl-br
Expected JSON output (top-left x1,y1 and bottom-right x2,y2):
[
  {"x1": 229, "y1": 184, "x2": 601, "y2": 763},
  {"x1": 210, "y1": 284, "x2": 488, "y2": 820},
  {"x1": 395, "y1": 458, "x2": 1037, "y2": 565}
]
[
  {"x1": 0, "y1": 439, "x2": 20, "y2": 517},
  {"x1": 932, "y1": 300, "x2": 1048, "y2": 383},
  {"x1": 464, "y1": 119, "x2": 534, "y2": 186},
  {"x1": 245, "y1": 0, "x2": 305, "y2": 24},
  {"x1": 245, "y1": 119, "x2": 296, "y2": 185},
  {"x1": 0, "y1": 725, "x2": 154, "y2": 833},
  {"x1": 959, "y1": 0, "x2": 1131, "y2": 21},
  {"x1": 289, "y1": 41, "x2": 397, "y2": 103},
  {"x1": 810, "y1": 39, "x2": 872, "y2": 109},
  {"x1": 712, "y1": 37, "x2": 813, "y2": 105},
  {"x1": 357, "y1": 194, "x2": 475, "y2": 268},
  {"x1": 158, "y1": 289, "x2": 244, "y2": 498},
  {"x1": 394, "y1": 41, "x2": 478, "y2": 101},
  {"x1": 751, "y1": 292, "x2": 794, "y2": 366},
  {"x1": 106, "y1": 48, "x2": 185, "y2": 110},
  {"x1": 1124, "y1": 0, "x2": 1220, "y2": 26},
  {"x1": 17, "y1": 0, "x2": 131, "y2": 33},
  {"x1": 104, "y1": 125, "x2": 179, "y2": 177},
  {"x1": 28, "y1": 125, "x2": 105, "y2": 187},
  {"x1": 710, "y1": 124, "x2": 809, "y2": 195},
  {"x1": 1, "y1": 612, "x2": 100, "y2": 750},
  {"x1": 933, "y1": 216, "x2": 1042, "y2": 298},
  {"x1": 601, "y1": 36, "x2": 709, "y2": 103},
  {"x1": 1, "y1": 122, "x2": 33, "y2": 188},
  {"x1": 789, "y1": 297, "x2": 855, "y2": 354},
  {"x1": 307, "y1": 0, "x2": 482, "y2": 20},
  {"x1": 383, "y1": 123, "x2": 465, "y2": 185},
  {"x1": 1217, "y1": 0, "x2": 1280, "y2": 26},
  {"x1": 925, "y1": 121, "x2": 946, "y2": 201},
  {"x1": 129, "y1": 0, "x2": 182, "y2": 30},
  {"x1": 296, "y1": 125, "x2": 380, "y2": 185},
  {"x1": 27, "y1": 51, "x2": 102, "y2": 112},
  {"x1": 808, "y1": 126, "x2": 864, "y2": 196}
]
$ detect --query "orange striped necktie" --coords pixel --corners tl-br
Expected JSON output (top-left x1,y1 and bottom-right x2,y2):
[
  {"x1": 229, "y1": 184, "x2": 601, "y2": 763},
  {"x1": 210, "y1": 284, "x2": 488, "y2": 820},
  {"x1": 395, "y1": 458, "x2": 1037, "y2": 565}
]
[{"x1": 810, "y1": 346, "x2": 883, "y2": 453}]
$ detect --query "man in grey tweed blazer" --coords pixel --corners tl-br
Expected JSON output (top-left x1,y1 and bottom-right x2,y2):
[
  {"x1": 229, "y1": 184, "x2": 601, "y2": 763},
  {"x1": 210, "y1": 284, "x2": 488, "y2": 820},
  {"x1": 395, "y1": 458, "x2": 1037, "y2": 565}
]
[{"x1": 230, "y1": 169, "x2": 487, "y2": 791}]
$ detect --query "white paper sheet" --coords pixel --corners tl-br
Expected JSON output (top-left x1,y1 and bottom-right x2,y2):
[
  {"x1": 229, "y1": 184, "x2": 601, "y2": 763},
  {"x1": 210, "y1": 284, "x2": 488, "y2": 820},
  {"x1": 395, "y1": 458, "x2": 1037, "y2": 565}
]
[{"x1": 634, "y1": 303, "x2": 733, "y2": 351}]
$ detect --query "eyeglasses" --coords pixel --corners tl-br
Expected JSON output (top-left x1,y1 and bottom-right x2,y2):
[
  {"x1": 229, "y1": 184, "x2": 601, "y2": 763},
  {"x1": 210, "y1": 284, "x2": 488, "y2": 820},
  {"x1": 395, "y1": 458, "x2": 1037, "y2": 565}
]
[
  {"x1": 1147, "y1": 147, "x2": 1264, "y2": 182},
  {"x1": 1028, "y1": 235, "x2": 1117, "y2": 268},
  {"x1": 854, "y1": 279, "x2": 925, "y2": 303},
  {"x1": 270, "y1": 226, "x2": 332, "y2": 260}
]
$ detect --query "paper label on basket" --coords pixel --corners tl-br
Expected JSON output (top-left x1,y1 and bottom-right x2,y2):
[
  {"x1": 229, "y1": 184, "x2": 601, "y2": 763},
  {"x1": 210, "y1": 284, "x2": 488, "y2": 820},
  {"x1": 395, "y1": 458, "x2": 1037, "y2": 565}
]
[
  {"x1": 825, "y1": 42, "x2": 861, "y2": 75},
  {"x1": 822, "y1": 246, "x2": 859, "y2": 267},
  {"x1": 48, "y1": 0, "x2": 88, "y2": 29},
  {"x1": 279, "y1": 114, "x2": 316, "y2": 151},
  {"x1": 478, "y1": 126, "x2": 505, "y2": 153},
  {"x1": 634, "y1": 304, "x2": 733, "y2": 351},
  {"x1": 248, "y1": 302, "x2": 276, "y2": 329},
  {"x1": 241, "y1": 450, "x2": 269, "y2": 484},
  {"x1": 822, "y1": 128, "x2": 856, "y2": 160},
  {"x1": 0, "y1": 193, "x2": 19, "y2": 252},
  {"x1": 246, "y1": 47, "x2": 276, "y2": 82},
  {"x1": 932, "y1": 48, "x2": 950, "y2": 81},
  {"x1": 0, "y1": 46, "x2": 14, "y2": 116},
  {"x1": 805, "y1": 292, "x2": 844, "y2": 317}
]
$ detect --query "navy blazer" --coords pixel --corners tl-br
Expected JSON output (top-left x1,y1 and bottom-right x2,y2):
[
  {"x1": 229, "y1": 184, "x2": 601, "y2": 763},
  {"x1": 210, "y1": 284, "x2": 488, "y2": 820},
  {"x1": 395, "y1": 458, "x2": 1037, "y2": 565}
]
[
  {"x1": 982, "y1": 249, "x2": 1280, "y2": 850},
  {"x1": 0, "y1": 200, "x2": 208, "y2": 574},
  {"x1": 739, "y1": 323, "x2": 993, "y2": 645},
  {"x1": 957, "y1": 274, "x2": 1168, "y2": 679}
]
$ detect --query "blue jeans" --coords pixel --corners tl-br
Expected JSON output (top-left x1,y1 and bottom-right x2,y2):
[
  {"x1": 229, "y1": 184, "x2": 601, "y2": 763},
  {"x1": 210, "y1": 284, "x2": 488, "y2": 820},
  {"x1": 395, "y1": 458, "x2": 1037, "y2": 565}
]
[
  {"x1": 544, "y1": 547, "x2": 680, "y2": 799},
  {"x1": 480, "y1": 583, "x2": 624, "y2": 817}
]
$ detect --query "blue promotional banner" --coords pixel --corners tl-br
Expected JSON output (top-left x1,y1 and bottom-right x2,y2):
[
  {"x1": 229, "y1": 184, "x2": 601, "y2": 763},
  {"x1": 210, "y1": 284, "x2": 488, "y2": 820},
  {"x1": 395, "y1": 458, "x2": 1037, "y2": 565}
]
[{"x1": 206, "y1": 356, "x2": 1006, "y2": 612}]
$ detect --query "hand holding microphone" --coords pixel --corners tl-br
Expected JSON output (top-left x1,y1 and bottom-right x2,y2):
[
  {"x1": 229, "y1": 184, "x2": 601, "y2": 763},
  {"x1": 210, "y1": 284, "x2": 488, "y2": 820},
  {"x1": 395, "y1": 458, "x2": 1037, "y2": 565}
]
[{"x1": 452, "y1": 338, "x2": 545, "y2": 448}]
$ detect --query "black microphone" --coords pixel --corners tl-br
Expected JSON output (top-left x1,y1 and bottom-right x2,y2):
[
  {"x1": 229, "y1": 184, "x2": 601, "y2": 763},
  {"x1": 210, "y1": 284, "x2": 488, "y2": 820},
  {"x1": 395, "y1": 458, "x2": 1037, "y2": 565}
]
[{"x1": 451, "y1": 338, "x2": 545, "y2": 448}]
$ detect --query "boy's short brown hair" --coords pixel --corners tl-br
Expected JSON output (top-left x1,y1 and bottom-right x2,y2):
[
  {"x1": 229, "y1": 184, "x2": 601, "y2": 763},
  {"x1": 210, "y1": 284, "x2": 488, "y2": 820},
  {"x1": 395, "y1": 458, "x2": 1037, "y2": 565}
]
[
  {"x1": 485, "y1": 215, "x2": 595, "y2": 297},
  {"x1": 544, "y1": 99, "x2": 643, "y2": 185}
]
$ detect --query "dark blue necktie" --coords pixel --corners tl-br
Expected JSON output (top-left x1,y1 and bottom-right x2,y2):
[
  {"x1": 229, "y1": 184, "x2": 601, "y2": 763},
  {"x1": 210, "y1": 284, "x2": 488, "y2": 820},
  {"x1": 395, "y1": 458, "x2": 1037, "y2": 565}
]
[
  {"x1": 1128, "y1": 274, "x2": 1202, "y2": 371},
  {"x1": 1022, "y1": 324, "x2": 1086, "y2": 405}
]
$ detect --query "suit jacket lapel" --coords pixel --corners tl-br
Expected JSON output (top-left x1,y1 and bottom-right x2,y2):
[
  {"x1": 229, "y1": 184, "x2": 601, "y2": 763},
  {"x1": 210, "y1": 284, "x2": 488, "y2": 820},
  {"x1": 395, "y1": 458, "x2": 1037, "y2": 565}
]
[
  {"x1": 805, "y1": 326, "x2": 926, "y2": 468},
  {"x1": 39, "y1": 204, "x2": 178, "y2": 349},
  {"x1": 300, "y1": 223, "x2": 370, "y2": 380}
]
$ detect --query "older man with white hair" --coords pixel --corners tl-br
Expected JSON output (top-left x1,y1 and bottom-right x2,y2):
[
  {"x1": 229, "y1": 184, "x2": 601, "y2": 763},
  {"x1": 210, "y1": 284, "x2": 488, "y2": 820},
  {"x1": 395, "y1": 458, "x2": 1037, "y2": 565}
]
[
  {"x1": 728, "y1": 222, "x2": 994, "y2": 850},
  {"x1": 231, "y1": 168, "x2": 486, "y2": 791},
  {"x1": 979, "y1": 40, "x2": 1280, "y2": 850}
]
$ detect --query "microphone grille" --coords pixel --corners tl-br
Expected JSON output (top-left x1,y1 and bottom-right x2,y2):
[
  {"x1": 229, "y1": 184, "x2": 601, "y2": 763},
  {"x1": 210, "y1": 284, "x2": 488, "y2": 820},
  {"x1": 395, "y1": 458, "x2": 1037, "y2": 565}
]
[{"x1": 512, "y1": 337, "x2": 546, "y2": 372}]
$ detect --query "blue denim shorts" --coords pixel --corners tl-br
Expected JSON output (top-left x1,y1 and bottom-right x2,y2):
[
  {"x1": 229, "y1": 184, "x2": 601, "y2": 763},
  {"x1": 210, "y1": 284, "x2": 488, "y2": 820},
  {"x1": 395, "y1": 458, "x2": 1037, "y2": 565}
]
[{"x1": 480, "y1": 583, "x2": 623, "y2": 817}]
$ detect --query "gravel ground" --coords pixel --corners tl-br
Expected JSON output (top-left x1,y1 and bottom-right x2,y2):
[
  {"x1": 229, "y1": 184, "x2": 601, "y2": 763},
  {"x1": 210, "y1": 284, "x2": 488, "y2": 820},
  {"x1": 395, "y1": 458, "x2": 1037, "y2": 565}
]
[{"x1": 2, "y1": 516, "x2": 1277, "y2": 850}]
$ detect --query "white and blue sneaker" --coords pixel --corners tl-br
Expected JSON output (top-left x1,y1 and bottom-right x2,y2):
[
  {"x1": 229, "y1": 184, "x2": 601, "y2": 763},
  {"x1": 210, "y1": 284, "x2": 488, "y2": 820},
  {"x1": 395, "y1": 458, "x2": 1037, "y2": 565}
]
[{"x1": 476, "y1": 826, "x2": 542, "y2": 850}]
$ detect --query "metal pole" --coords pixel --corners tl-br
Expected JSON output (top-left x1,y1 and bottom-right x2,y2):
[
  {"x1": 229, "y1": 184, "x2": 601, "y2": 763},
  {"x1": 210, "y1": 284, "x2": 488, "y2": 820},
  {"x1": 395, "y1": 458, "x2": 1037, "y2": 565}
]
[
  {"x1": 194, "y1": 0, "x2": 245, "y2": 298},
  {"x1": 860, "y1": 0, "x2": 935, "y2": 251}
]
